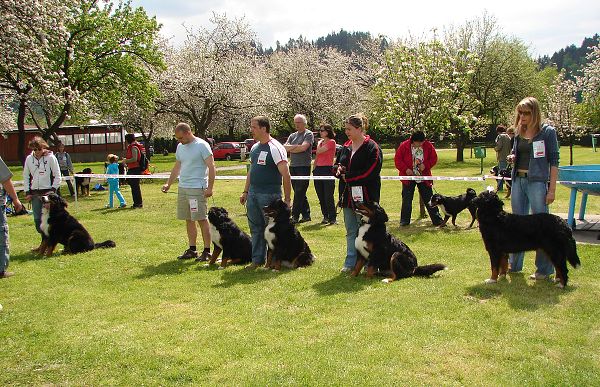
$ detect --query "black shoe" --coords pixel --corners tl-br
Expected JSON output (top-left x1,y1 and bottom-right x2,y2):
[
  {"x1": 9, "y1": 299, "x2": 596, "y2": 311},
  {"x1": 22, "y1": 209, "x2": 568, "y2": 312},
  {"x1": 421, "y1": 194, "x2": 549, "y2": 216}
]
[
  {"x1": 177, "y1": 249, "x2": 198, "y2": 260},
  {"x1": 400, "y1": 222, "x2": 409, "y2": 227},
  {"x1": 320, "y1": 218, "x2": 329, "y2": 224},
  {"x1": 299, "y1": 217, "x2": 311, "y2": 223},
  {"x1": 132, "y1": 204, "x2": 143, "y2": 208},
  {"x1": 194, "y1": 251, "x2": 211, "y2": 262}
]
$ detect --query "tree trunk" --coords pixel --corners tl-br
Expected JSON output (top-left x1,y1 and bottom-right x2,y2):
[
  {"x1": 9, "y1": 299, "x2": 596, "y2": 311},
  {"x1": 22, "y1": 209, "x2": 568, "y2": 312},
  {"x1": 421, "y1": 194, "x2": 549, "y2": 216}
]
[{"x1": 17, "y1": 99, "x2": 28, "y2": 166}]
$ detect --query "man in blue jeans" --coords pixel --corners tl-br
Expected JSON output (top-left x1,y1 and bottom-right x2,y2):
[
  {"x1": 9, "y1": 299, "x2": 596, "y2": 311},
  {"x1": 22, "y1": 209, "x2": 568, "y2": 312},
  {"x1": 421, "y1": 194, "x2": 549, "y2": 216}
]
[
  {"x1": 1, "y1": 156, "x2": 24, "y2": 279},
  {"x1": 240, "y1": 116, "x2": 292, "y2": 269}
]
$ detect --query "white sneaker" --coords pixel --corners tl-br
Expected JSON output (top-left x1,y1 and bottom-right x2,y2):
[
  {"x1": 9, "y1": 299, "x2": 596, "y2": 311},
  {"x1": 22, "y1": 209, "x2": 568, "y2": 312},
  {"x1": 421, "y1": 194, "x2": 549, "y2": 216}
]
[{"x1": 340, "y1": 267, "x2": 352, "y2": 273}]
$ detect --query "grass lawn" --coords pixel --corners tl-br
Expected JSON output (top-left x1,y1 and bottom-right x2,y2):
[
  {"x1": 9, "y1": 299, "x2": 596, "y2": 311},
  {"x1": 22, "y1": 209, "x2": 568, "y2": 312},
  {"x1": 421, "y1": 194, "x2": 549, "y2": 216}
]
[{"x1": 1, "y1": 146, "x2": 600, "y2": 385}]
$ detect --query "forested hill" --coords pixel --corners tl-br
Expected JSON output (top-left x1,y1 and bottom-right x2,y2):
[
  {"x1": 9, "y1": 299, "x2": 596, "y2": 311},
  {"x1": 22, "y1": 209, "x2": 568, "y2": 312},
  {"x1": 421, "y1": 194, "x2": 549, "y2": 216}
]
[{"x1": 538, "y1": 34, "x2": 599, "y2": 78}]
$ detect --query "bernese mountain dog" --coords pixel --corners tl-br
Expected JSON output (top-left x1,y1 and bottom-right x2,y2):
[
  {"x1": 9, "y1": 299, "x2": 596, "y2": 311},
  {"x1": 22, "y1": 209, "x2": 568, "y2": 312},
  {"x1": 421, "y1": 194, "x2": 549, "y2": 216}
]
[
  {"x1": 206, "y1": 206, "x2": 252, "y2": 268},
  {"x1": 428, "y1": 188, "x2": 477, "y2": 228},
  {"x1": 36, "y1": 193, "x2": 116, "y2": 256},
  {"x1": 353, "y1": 202, "x2": 446, "y2": 283},
  {"x1": 472, "y1": 190, "x2": 580, "y2": 288},
  {"x1": 263, "y1": 198, "x2": 314, "y2": 271}
]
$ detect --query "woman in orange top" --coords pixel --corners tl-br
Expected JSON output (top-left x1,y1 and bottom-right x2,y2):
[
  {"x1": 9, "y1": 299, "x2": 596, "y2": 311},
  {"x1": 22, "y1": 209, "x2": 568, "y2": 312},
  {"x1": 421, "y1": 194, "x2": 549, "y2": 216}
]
[{"x1": 313, "y1": 124, "x2": 337, "y2": 225}]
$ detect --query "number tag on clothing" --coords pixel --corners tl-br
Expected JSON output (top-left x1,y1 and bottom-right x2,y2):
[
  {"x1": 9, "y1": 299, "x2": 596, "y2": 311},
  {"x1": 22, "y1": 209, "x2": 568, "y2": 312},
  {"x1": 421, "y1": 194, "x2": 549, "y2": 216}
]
[
  {"x1": 533, "y1": 140, "x2": 545, "y2": 158},
  {"x1": 257, "y1": 151, "x2": 268, "y2": 165},
  {"x1": 351, "y1": 186, "x2": 364, "y2": 203},
  {"x1": 189, "y1": 198, "x2": 198, "y2": 213},
  {"x1": 38, "y1": 170, "x2": 46, "y2": 177}
]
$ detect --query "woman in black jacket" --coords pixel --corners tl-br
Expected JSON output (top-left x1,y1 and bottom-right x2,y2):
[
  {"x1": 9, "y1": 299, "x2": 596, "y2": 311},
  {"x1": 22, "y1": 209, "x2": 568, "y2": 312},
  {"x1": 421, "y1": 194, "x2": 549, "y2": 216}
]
[{"x1": 334, "y1": 113, "x2": 382, "y2": 272}]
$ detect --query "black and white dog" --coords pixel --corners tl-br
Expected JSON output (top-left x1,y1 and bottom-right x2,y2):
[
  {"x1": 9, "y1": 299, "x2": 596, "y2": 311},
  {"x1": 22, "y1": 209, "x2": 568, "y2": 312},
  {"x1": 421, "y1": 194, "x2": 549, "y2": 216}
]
[
  {"x1": 263, "y1": 199, "x2": 314, "y2": 271},
  {"x1": 35, "y1": 193, "x2": 116, "y2": 256},
  {"x1": 353, "y1": 202, "x2": 446, "y2": 282},
  {"x1": 428, "y1": 188, "x2": 477, "y2": 228},
  {"x1": 490, "y1": 165, "x2": 512, "y2": 198},
  {"x1": 206, "y1": 207, "x2": 252, "y2": 268}
]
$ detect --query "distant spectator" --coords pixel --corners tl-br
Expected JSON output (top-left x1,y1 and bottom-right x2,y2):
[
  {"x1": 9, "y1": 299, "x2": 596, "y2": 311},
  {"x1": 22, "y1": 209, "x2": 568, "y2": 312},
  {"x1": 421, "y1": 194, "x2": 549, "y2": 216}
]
[
  {"x1": 122, "y1": 133, "x2": 144, "y2": 208},
  {"x1": 105, "y1": 154, "x2": 126, "y2": 209},
  {"x1": 395, "y1": 131, "x2": 443, "y2": 227},
  {"x1": 284, "y1": 114, "x2": 314, "y2": 224},
  {"x1": 313, "y1": 123, "x2": 337, "y2": 225},
  {"x1": 494, "y1": 125, "x2": 512, "y2": 191},
  {"x1": 55, "y1": 142, "x2": 75, "y2": 196}
]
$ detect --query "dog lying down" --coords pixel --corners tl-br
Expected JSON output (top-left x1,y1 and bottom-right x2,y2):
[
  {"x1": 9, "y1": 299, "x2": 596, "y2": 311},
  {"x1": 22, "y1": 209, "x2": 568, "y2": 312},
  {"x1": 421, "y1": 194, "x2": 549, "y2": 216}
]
[
  {"x1": 354, "y1": 202, "x2": 446, "y2": 283},
  {"x1": 472, "y1": 190, "x2": 580, "y2": 288},
  {"x1": 34, "y1": 193, "x2": 116, "y2": 256}
]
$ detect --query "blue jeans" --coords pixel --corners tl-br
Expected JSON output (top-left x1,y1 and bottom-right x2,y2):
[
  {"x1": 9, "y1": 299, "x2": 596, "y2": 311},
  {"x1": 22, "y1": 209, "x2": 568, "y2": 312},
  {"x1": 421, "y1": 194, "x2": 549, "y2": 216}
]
[
  {"x1": 497, "y1": 160, "x2": 508, "y2": 191},
  {"x1": 31, "y1": 195, "x2": 43, "y2": 235},
  {"x1": 509, "y1": 177, "x2": 554, "y2": 275},
  {"x1": 108, "y1": 179, "x2": 126, "y2": 207},
  {"x1": 343, "y1": 208, "x2": 362, "y2": 269},
  {"x1": 246, "y1": 192, "x2": 281, "y2": 265},
  {"x1": 0, "y1": 208, "x2": 9, "y2": 272}
]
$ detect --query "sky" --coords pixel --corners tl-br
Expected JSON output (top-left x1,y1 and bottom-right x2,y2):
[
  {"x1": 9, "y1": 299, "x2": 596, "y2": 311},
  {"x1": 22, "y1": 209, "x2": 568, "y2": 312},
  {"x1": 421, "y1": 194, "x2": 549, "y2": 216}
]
[{"x1": 131, "y1": 0, "x2": 599, "y2": 57}]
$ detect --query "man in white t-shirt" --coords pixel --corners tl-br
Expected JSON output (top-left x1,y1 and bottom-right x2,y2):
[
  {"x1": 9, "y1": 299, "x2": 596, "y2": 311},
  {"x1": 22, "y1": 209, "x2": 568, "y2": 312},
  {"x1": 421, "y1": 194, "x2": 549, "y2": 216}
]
[{"x1": 162, "y1": 123, "x2": 216, "y2": 261}]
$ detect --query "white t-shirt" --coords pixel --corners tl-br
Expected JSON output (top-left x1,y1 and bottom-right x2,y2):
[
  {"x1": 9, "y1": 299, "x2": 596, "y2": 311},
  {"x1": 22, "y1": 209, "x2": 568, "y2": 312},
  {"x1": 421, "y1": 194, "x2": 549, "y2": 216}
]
[{"x1": 176, "y1": 137, "x2": 213, "y2": 188}]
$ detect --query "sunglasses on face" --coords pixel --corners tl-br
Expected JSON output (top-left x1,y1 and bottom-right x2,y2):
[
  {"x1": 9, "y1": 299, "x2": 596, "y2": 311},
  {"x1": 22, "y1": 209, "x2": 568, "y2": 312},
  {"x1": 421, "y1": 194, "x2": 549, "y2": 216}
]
[{"x1": 518, "y1": 110, "x2": 532, "y2": 116}]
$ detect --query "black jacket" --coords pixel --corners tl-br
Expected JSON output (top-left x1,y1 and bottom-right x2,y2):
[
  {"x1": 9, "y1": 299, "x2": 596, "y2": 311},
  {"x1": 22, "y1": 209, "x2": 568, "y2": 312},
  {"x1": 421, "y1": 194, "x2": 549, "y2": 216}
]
[{"x1": 335, "y1": 136, "x2": 382, "y2": 208}]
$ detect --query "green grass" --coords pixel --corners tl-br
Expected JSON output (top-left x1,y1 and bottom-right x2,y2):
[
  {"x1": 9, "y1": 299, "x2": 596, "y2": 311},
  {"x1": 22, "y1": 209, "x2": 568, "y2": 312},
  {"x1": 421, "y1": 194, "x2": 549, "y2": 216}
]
[{"x1": 2, "y1": 146, "x2": 600, "y2": 385}]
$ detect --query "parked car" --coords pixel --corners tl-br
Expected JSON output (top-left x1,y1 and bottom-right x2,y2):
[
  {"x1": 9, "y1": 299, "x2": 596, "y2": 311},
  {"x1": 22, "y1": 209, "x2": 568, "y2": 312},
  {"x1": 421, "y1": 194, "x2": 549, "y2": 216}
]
[
  {"x1": 212, "y1": 142, "x2": 245, "y2": 160},
  {"x1": 244, "y1": 138, "x2": 258, "y2": 150}
]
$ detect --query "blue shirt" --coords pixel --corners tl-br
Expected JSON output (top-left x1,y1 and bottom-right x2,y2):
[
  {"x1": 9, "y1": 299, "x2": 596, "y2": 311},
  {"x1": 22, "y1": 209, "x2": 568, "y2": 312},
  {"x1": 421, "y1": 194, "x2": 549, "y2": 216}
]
[
  {"x1": 511, "y1": 124, "x2": 560, "y2": 182},
  {"x1": 106, "y1": 162, "x2": 120, "y2": 184},
  {"x1": 249, "y1": 138, "x2": 288, "y2": 194},
  {"x1": 176, "y1": 137, "x2": 213, "y2": 188}
]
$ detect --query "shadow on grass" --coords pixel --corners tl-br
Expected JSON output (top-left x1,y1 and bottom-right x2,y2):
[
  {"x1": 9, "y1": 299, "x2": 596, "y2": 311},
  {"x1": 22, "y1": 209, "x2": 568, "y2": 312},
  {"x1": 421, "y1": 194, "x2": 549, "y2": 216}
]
[
  {"x1": 136, "y1": 259, "x2": 198, "y2": 278},
  {"x1": 312, "y1": 273, "x2": 369, "y2": 296},
  {"x1": 211, "y1": 266, "x2": 293, "y2": 288},
  {"x1": 465, "y1": 272, "x2": 573, "y2": 311},
  {"x1": 9, "y1": 251, "x2": 51, "y2": 263}
]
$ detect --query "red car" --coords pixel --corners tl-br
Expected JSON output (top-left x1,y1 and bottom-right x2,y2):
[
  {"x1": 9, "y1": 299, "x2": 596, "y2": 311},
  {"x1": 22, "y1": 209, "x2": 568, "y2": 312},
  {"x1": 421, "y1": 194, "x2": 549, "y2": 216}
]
[{"x1": 212, "y1": 142, "x2": 245, "y2": 160}]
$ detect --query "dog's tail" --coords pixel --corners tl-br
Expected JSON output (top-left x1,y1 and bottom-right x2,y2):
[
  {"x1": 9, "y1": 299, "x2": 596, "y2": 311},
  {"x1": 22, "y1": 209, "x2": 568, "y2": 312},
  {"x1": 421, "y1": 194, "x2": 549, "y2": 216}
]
[
  {"x1": 413, "y1": 264, "x2": 447, "y2": 277},
  {"x1": 566, "y1": 237, "x2": 581, "y2": 269},
  {"x1": 94, "y1": 240, "x2": 116, "y2": 249}
]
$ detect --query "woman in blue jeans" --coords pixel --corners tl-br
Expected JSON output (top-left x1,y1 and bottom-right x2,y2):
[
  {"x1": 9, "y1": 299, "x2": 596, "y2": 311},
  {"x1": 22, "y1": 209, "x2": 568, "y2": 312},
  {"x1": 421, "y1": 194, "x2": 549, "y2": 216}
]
[
  {"x1": 334, "y1": 113, "x2": 382, "y2": 272},
  {"x1": 507, "y1": 97, "x2": 560, "y2": 281}
]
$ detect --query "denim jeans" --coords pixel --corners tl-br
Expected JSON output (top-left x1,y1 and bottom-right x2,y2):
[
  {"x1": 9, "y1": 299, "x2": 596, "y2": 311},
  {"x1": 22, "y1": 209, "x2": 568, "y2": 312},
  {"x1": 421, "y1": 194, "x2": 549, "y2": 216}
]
[
  {"x1": 246, "y1": 192, "x2": 281, "y2": 265},
  {"x1": 290, "y1": 166, "x2": 311, "y2": 220},
  {"x1": 497, "y1": 160, "x2": 508, "y2": 191},
  {"x1": 108, "y1": 180, "x2": 126, "y2": 207},
  {"x1": 343, "y1": 208, "x2": 362, "y2": 269},
  {"x1": 509, "y1": 176, "x2": 554, "y2": 275},
  {"x1": 0, "y1": 208, "x2": 9, "y2": 272}
]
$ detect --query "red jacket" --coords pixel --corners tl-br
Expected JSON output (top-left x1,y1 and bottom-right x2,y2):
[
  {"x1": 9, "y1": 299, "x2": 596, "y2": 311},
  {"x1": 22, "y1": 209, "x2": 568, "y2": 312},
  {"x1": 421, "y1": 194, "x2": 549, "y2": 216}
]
[
  {"x1": 394, "y1": 139, "x2": 437, "y2": 187},
  {"x1": 125, "y1": 142, "x2": 145, "y2": 169}
]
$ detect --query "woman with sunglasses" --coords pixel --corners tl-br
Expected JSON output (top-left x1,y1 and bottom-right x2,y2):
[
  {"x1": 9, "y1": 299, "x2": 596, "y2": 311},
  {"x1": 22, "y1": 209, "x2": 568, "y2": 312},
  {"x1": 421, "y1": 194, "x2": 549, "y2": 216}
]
[
  {"x1": 313, "y1": 124, "x2": 338, "y2": 225},
  {"x1": 506, "y1": 97, "x2": 560, "y2": 280},
  {"x1": 22, "y1": 137, "x2": 62, "y2": 253}
]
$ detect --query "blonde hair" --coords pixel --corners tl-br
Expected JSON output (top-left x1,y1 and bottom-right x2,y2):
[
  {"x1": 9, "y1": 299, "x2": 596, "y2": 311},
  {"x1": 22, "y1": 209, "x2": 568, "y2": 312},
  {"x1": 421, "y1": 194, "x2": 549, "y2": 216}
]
[
  {"x1": 513, "y1": 97, "x2": 542, "y2": 138},
  {"x1": 107, "y1": 154, "x2": 119, "y2": 163},
  {"x1": 346, "y1": 113, "x2": 369, "y2": 131}
]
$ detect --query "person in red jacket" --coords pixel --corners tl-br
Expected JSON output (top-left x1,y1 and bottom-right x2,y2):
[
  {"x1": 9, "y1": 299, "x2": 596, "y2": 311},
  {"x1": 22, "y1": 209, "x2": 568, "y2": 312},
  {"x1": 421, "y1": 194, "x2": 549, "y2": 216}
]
[{"x1": 394, "y1": 131, "x2": 443, "y2": 226}]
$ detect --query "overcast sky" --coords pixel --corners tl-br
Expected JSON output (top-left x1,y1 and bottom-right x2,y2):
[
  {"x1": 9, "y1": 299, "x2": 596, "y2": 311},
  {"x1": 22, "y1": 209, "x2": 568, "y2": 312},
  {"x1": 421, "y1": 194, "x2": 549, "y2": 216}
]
[{"x1": 131, "y1": 0, "x2": 599, "y2": 57}]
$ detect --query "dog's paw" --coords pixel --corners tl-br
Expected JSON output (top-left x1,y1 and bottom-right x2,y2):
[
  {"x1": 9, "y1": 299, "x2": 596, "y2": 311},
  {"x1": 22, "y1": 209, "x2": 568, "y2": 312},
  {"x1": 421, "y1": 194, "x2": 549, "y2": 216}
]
[
  {"x1": 203, "y1": 263, "x2": 211, "y2": 268},
  {"x1": 484, "y1": 278, "x2": 497, "y2": 284},
  {"x1": 271, "y1": 269, "x2": 280, "y2": 272},
  {"x1": 217, "y1": 266, "x2": 226, "y2": 270},
  {"x1": 498, "y1": 274, "x2": 507, "y2": 281},
  {"x1": 381, "y1": 278, "x2": 392, "y2": 283}
]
